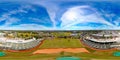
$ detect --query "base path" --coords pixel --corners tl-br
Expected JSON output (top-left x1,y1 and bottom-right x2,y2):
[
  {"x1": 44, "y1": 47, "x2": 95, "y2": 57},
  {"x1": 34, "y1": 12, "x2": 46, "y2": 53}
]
[{"x1": 33, "y1": 48, "x2": 89, "y2": 54}]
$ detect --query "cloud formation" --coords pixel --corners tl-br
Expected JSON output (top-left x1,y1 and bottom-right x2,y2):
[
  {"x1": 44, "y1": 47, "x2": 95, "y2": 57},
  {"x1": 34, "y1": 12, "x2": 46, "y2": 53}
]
[
  {"x1": 0, "y1": 0, "x2": 119, "y2": 30},
  {"x1": 0, "y1": 2, "x2": 53, "y2": 30},
  {"x1": 60, "y1": 6, "x2": 116, "y2": 30}
]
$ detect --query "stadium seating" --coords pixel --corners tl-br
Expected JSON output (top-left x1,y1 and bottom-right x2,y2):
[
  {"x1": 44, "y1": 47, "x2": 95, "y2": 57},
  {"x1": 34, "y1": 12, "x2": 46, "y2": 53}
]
[
  {"x1": 0, "y1": 39, "x2": 43, "y2": 50},
  {"x1": 82, "y1": 39, "x2": 116, "y2": 50}
]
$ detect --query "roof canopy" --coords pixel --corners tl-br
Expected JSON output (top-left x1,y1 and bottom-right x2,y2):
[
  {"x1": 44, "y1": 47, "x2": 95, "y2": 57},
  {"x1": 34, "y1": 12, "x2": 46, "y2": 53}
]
[{"x1": 92, "y1": 31, "x2": 119, "y2": 37}]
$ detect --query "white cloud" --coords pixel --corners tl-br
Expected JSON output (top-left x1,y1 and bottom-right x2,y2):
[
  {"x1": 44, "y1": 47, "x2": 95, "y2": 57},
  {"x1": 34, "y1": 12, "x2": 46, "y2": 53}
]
[
  {"x1": 61, "y1": 6, "x2": 115, "y2": 29},
  {"x1": 113, "y1": 17, "x2": 120, "y2": 26},
  {"x1": 29, "y1": 17, "x2": 51, "y2": 24},
  {"x1": 0, "y1": 4, "x2": 36, "y2": 27},
  {"x1": 0, "y1": 2, "x2": 58, "y2": 30},
  {"x1": 29, "y1": 18, "x2": 46, "y2": 23},
  {"x1": 61, "y1": 24, "x2": 119, "y2": 30},
  {"x1": 0, "y1": 24, "x2": 55, "y2": 30},
  {"x1": 0, "y1": 14, "x2": 20, "y2": 26},
  {"x1": 0, "y1": 23, "x2": 119, "y2": 30},
  {"x1": 5, "y1": 17, "x2": 20, "y2": 26},
  {"x1": 34, "y1": 1, "x2": 59, "y2": 29},
  {"x1": 0, "y1": 1, "x2": 119, "y2": 30}
]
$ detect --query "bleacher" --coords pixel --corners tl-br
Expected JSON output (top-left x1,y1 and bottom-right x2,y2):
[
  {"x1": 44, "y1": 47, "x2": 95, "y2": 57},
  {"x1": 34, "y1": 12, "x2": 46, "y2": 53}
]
[
  {"x1": 82, "y1": 39, "x2": 116, "y2": 50},
  {"x1": 0, "y1": 39, "x2": 43, "y2": 50},
  {"x1": 81, "y1": 31, "x2": 120, "y2": 50}
]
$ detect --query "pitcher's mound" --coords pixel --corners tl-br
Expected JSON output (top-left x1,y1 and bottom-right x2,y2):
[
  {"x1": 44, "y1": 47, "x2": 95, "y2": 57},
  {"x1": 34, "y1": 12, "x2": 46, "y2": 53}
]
[{"x1": 33, "y1": 48, "x2": 89, "y2": 54}]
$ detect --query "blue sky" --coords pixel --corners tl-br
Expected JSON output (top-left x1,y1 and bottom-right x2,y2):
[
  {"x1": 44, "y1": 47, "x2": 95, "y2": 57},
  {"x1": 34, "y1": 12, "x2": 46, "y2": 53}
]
[{"x1": 0, "y1": 0, "x2": 120, "y2": 30}]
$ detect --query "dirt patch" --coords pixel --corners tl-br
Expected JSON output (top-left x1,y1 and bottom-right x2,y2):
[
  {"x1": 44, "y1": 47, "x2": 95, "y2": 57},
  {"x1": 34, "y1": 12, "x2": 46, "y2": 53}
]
[{"x1": 33, "y1": 48, "x2": 89, "y2": 54}]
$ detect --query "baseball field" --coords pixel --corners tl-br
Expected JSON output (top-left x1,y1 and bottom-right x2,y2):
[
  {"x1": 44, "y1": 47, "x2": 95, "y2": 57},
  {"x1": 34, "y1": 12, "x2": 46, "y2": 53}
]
[{"x1": 0, "y1": 37, "x2": 120, "y2": 60}]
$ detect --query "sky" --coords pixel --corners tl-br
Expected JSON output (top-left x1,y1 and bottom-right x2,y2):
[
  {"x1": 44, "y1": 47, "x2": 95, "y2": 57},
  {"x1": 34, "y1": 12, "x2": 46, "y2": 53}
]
[{"x1": 0, "y1": 0, "x2": 120, "y2": 30}]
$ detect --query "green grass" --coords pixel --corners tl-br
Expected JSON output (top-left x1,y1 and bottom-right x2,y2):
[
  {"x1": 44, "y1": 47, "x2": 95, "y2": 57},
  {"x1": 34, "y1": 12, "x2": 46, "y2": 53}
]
[
  {"x1": 39, "y1": 38, "x2": 84, "y2": 49},
  {"x1": 1, "y1": 52, "x2": 119, "y2": 60}
]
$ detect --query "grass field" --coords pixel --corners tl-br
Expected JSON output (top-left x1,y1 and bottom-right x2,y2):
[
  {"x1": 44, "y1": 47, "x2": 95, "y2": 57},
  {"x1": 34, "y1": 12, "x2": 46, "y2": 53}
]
[
  {"x1": 0, "y1": 38, "x2": 120, "y2": 60},
  {"x1": 39, "y1": 38, "x2": 84, "y2": 49}
]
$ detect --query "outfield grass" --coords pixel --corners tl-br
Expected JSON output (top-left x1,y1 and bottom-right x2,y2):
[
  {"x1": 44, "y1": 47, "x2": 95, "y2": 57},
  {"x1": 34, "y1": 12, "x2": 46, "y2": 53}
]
[{"x1": 39, "y1": 38, "x2": 84, "y2": 49}]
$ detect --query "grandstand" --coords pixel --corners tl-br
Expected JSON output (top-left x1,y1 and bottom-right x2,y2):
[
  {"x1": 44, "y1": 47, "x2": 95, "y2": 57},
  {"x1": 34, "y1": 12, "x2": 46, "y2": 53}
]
[
  {"x1": 81, "y1": 31, "x2": 120, "y2": 50},
  {"x1": 0, "y1": 37, "x2": 43, "y2": 50}
]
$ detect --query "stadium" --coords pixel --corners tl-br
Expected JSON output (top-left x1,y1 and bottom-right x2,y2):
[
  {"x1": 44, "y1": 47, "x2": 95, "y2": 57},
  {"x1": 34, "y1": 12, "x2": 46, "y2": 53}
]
[
  {"x1": 0, "y1": 31, "x2": 120, "y2": 60},
  {"x1": 0, "y1": 0, "x2": 120, "y2": 60}
]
